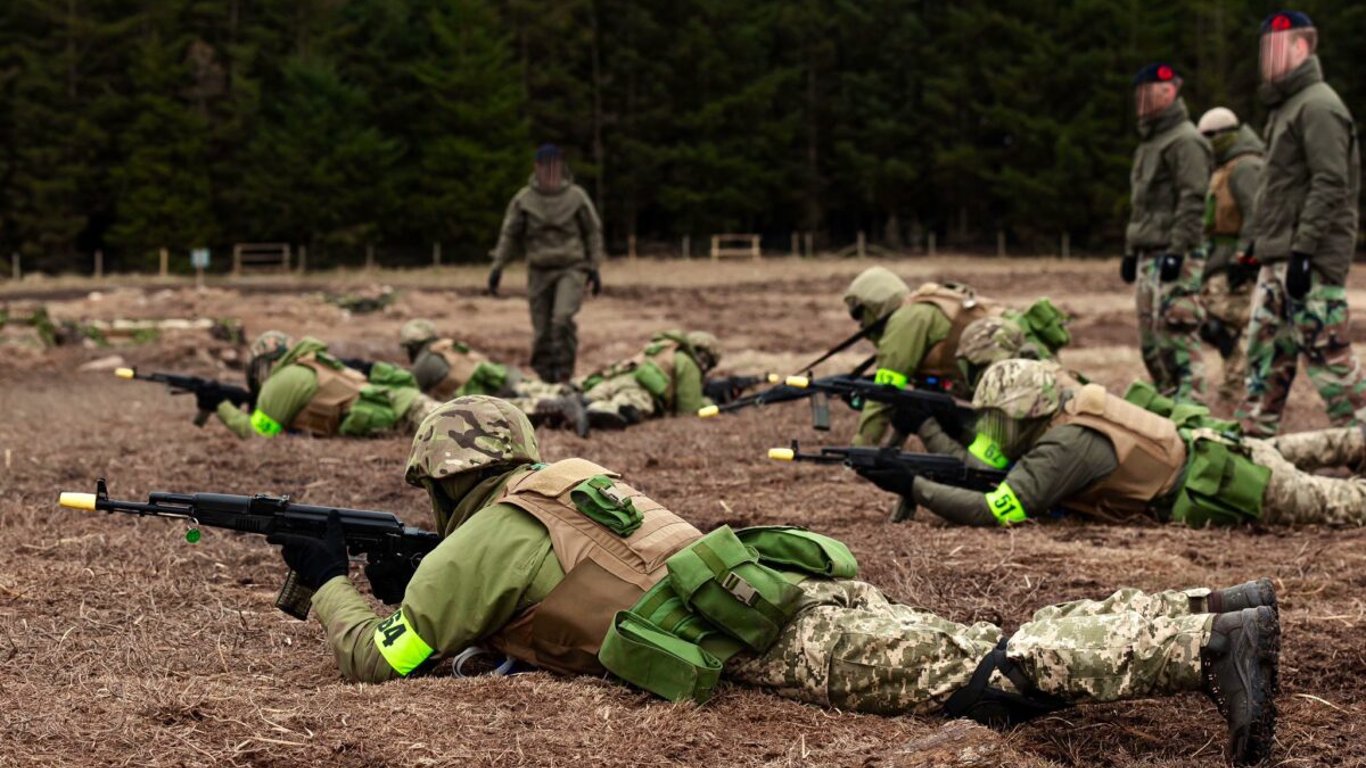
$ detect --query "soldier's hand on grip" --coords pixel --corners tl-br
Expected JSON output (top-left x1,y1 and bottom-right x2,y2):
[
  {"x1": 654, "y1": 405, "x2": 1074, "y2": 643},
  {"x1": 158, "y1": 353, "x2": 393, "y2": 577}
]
[
  {"x1": 855, "y1": 465, "x2": 917, "y2": 499},
  {"x1": 267, "y1": 510, "x2": 349, "y2": 589},
  {"x1": 1120, "y1": 254, "x2": 1137, "y2": 284},
  {"x1": 1159, "y1": 252, "x2": 1184, "y2": 282},
  {"x1": 486, "y1": 267, "x2": 502, "y2": 297},
  {"x1": 587, "y1": 268, "x2": 602, "y2": 297}
]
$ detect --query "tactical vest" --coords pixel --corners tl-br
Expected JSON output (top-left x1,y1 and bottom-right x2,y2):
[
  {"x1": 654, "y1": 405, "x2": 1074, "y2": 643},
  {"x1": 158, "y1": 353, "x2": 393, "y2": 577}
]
[
  {"x1": 427, "y1": 339, "x2": 492, "y2": 400},
  {"x1": 1207, "y1": 155, "x2": 1252, "y2": 237},
  {"x1": 486, "y1": 459, "x2": 702, "y2": 676},
  {"x1": 1049, "y1": 384, "x2": 1187, "y2": 523},
  {"x1": 290, "y1": 354, "x2": 368, "y2": 436},
  {"x1": 908, "y1": 283, "x2": 1000, "y2": 382}
]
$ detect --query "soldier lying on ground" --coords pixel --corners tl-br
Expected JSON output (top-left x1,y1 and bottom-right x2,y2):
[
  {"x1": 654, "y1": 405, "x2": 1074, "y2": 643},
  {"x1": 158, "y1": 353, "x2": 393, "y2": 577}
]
[
  {"x1": 575, "y1": 330, "x2": 721, "y2": 429},
  {"x1": 893, "y1": 359, "x2": 1366, "y2": 527},
  {"x1": 266, "y1": 395, "x2": 1280, "y2": 766},
  {"x1": 400, "y1": 319, "x2": 587, "y2": 436}
]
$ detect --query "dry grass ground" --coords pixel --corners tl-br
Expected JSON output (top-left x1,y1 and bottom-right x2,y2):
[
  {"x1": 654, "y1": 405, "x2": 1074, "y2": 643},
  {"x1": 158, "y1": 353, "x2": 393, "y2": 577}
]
[{"x1": 1, "y1": 257, "x2": 1363, "y2": 767}]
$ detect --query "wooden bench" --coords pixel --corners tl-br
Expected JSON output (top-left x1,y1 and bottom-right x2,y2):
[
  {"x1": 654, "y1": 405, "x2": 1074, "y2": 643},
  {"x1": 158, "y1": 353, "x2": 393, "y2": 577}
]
[
  {"x1": 232, "y1": 243, "x2": 292, "y2": 275},
  {"x1": 710, "y1": 234, "x2": 761, "y2": 261}
]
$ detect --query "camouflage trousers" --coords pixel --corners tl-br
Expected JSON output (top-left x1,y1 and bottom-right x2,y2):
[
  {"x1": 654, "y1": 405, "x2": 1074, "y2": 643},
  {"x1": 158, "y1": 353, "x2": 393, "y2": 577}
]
[
  {"x1": 582, "y1": 374, "x2": 658, "y2": 421},
  {"x1": 1239, "y1": 262, "x2": 1366, "y2": 438},
  {"x1": 503, "y1": 378, "x2": 576, "y2": 418},
  {"x1": 1200, "y1": 270, "x2": 1254, "y2": 403},
  {"x1": 725, "y1": 579, "x2": 1211, "y2": 715},
  {"x1": 1135, "y1": 252, "x2": 1207, "y2": 404},
  {"x1": 1246, "y1": 431, "x2": 1366, "y2": 525},
  {"x1": 398, "y1": 393, "x2": 442, "y2": 433}
]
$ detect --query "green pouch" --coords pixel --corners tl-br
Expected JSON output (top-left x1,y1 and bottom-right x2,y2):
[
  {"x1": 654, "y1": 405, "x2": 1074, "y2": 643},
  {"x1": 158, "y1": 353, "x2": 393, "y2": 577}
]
[
  {"x1": 1170, "y1": 404, "x2": 1241, "y2": 436},
  {"x1": 465, "y1": 361, "x2": 509, "y2": 396},
  {"x1": 1123, "y1": 380, "x2": 1174, "y2": 417},
  {"x1": 735, "y1": 526, "x2": 858, "y2": 579},
  {"x1": 598, "y1": 610, "x2": 722, "y2": 703},
  {"x1": 1171, "y1": 438, "x2": 1269, "y2": 527},
  {"x1": 632, "y1": 360, "x2": 670, "y2": 399},
  {"x1": 666, "y1": 526, "x2": 805, "y2": 652},
  {"x1": 1019, "y1": 298, "x2": 1071, "y2": 353},
  {"x1": 367, "y1": 361, "x2": 418, "y2": 389},
  {"x1": 339, "y1": 385, "x2": 399, "y2": 436},
  {"x1": 570, "y1": 475, "x2": 643, "y2": 537}
]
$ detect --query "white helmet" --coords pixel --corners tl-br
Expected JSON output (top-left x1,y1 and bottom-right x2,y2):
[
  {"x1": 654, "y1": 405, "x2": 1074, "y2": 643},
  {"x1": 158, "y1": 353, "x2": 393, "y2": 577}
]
[{"x1": 1197, "y1": 107, "x2": 1239, "y2": 136}]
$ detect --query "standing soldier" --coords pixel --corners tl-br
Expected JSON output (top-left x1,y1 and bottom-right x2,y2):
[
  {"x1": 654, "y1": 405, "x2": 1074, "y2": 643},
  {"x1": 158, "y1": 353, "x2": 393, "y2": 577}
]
[
  {"x1": 1240, "y1": 11, "x2": 1366, "y2": 437},
  {"x1": 1121, "y1": 63, "x2": 1213, "y2": 405},
  {"x1": 1197, "y1": 107, "x2": 1264, "y2": 405},
  {"x1": 488, "y1": 144, "x2": 605, "y2": 384}
]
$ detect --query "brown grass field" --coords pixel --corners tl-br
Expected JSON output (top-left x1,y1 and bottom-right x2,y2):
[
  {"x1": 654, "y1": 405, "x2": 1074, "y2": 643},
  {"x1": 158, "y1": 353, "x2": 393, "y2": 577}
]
[{"x1": 1, "y1": 257, "x2": 1363, "y2": 767}]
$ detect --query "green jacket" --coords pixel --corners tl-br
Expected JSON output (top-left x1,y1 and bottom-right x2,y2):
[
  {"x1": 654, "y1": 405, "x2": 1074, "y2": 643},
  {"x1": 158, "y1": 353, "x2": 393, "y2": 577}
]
[
  {"x1": 855, "y1": 303, "x2": 951, "y2": 447},
  {"x1": 1126, "y1": 98, "x2": 1213, "y2": 256},
  {"x1": 1204, "y1": 125, "x2": 1265, "y2": 275},
  {"x1": 1251, "y1": 56, "x2": 1361, "y2": 285},
  {"x1": 491, "y1": 172, "x2": 605, "y2": 271}
]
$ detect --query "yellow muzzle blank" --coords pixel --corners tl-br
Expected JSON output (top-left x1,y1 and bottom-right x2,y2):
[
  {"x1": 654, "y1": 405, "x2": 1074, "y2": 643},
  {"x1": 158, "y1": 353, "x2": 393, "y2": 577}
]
[
  {"x1": 114, "y1": 368, "x2": 136, "y2": 379},
  {"x1": 767, "y1": 448, "x2": 795, "y2": 462},
  {"x1": 698, "y1": 405, "x2": 720, "y2": 418},
  {"x1": 784, "y1": 375, "x2": 810, "y2": 388},
  {"x1": 59, "y1": 492, "x2": 98, "y2": 511}
]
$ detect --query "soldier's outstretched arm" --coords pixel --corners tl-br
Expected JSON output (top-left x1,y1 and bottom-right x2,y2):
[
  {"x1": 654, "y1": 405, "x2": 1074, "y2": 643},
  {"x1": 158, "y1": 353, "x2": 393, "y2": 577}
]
[
  {"x1": 912, "y1": 426, "x2": 1117, "y2": 526},
  {"x1": 576, "y1": 189, "x2": 606, "y2": 267},
  {"x1": 311, "y1": 504, "x2": 557, "y2": 683},
  {"x1": 671, "y1": 355, "x2": 709, "y2": 416},
  {"x1": 490, "y1": 194, "x2": 527, "y2": 270},
  {"x1": 215, "y1": 400, "x2": 254, "y2": 439}
]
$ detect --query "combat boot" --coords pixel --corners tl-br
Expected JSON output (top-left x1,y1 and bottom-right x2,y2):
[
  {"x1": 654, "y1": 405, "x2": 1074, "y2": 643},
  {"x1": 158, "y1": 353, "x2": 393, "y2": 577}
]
[
  {"x1": 1207, "y1": 578, "x2": 1278, "y2": 616},
  {"x1": 1201, "y1": 606, "x2": 1279, "y2": 766},
  {"x1": 588, "y1": 408, "x2": 630, "y2": 430},
  {"x1": 559, "y1": 395, "x2": 590, "y2": 438}
]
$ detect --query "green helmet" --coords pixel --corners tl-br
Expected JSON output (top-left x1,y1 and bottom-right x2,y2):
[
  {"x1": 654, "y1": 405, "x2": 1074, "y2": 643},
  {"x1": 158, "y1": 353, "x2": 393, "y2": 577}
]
[
  {"x1": 247, "y1": 330, "x2": 293, "y2": 392},
  {"x1": 843, "y1": 267, "x2": 910, "y2": 328},
  {"x1": 685, "y1": 330, "x2": 721, "y2": 372},
  {"x1": 972, "y1": 359, "x2": 1062, "y2": 419},
  {"x1": 404, "y1": 395, "x2": 541, "y2": 487},
  {"x1": 400, "y1": 319, "x2": 438, "y2": 348}
]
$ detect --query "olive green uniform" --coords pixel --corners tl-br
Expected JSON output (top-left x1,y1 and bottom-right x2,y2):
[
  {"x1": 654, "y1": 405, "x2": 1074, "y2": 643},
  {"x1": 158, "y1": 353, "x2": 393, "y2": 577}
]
[
  {"x1": 1240, "y1": 56, "x2": 1366, "y2": 437},
  {"x1": 216, "y1": 338, "x2": 435, "y2": 439},
  {"x1": 491, "y1": 172, "x2": 605, "y2": 383},
  {"x1": 1126, "y1": 98, "x2": 1213, "y2": 403},
  {"x1": 311, "y1": 464, "x2": 1215, "y2": 714},
  {"x1": 1201, "y1": 125, "x2": 1265, "y2": 402}
]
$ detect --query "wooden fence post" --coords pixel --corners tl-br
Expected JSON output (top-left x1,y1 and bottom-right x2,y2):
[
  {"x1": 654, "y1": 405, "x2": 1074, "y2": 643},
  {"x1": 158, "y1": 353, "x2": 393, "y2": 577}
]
[
  {"x1": 94, "y1": 249, "x2": 104, "y2": 279},
  {"x1": 433, "y1": 242, "x2": 441, "y2": 267},
  {"x1": 628, "y1": 234, "x2": 637, "y2": 261},
  {"x1": 790, "y1": 232, "x2": 799, "y2": 257},
  {"x1": 298, "y1": 245, "x2": 307, "y2": 274},
  {"x1": 804, "y1": 231, "x2": 813, "y2": 258},
  {"x1": 857, "y1": 231, "x2": 866, "y2": 258},
  {"x1": 682, "y1": 235, "x2": 690, "y2": 259},
  {"x1": 927, "y1": 232, "x2": 936, "y2": 257},
  {"x1": 10, "y1": 253, "x2": 19, "y2": 281},
  {"x1": 159, "y1": 248, "x2": 169, "y2": 277},
  {"x1": 996, "y1": 230, "x2": 1006, "y2": 258},
  {"x1": 1061, "y1": 232, "x2": 1071, "y2": 258}
]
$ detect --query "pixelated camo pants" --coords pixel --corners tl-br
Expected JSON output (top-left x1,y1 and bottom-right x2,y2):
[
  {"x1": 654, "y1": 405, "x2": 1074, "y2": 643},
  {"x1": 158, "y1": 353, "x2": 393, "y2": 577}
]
[
  {"x1": 724, "y1": 579, "x2": 1210, "y2": 715},
  {"x1": 503, "y1": 379, "x2": 576, "y2": 417},
  {"x1": 582, "y1": 375, "x2": 658, "y2": 420},
  {"x1": 1245, "y1": 435, "x2": 1366, "y2": 525},
  {"x1": 1136, "y1": 253, "x2": 1208, "y2": 403}
]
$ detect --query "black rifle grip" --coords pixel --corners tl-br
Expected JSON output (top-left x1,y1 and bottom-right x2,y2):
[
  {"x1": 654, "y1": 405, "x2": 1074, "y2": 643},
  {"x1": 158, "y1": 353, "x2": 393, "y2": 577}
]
[
  {"x1": 811, "y1": 392, "x2": 831, "y2": 432},
  {"x1": 275, "y1": 569, "x2": 315, "y2": 620},
  {"x1": 193, "y1": 409, "x2": 211, "y2": 428}
]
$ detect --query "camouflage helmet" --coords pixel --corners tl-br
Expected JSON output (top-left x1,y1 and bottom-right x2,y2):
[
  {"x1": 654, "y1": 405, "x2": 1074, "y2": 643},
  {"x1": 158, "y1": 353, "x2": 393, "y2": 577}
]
[
  {"x1": 404, "y1": 395, "x2": 541, "y2": 487},
  {"x1": 400, "y1": 319, "x2": 438, "y2": 348},
  {"x1": 971, "y1": 359, "x2": 1062, "y2": 419},
  {"x1": 250, "y1": 330, "x2": 293, "y2": 362},
  {"x1": 686, "y1": 330, "x2": 721, "y2": 372},
  {"x1": 959, "y1": 317, "x2": 1027, "y2": 367}
]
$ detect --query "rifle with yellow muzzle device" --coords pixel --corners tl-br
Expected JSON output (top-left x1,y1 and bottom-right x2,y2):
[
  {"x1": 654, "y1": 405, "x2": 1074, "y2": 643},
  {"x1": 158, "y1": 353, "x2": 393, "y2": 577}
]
[
  {"x1": 115, "y1": 367, "x2": 253, "y2": 426},
  {"x1": 701, "y1": 373, "x2": 976, "y2": 435}
]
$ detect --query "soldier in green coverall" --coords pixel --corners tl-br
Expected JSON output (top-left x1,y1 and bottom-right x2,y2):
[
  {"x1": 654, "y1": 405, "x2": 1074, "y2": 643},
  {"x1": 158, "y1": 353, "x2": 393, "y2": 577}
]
[
  {"x1": 212, "y1": 331, "x2": 438, "y2": 439},
  {"x1": 266, "y1": 395, "x2": 1280, "y2": 765},
  {"x1": 576, "y1": 330, "x2": 721, "y2": 429}
]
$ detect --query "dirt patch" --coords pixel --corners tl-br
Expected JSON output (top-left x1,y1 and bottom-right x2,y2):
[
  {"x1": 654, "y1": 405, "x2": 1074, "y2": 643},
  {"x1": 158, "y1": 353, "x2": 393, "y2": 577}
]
[{"x1": 2, "y1": 258, "x2": 1363, "y2": 767}]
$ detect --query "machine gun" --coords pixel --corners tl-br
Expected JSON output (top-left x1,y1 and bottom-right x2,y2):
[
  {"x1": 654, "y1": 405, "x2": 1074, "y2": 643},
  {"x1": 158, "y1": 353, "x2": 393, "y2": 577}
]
[
  {"x1": 58, "y1": 479, "x2": 440, "y2": 619},
  {"x1": 702, "y1": 373, "x2": 779, "y2": 405},
  {"x1": 116, "y1": 367, "x2": 253, "y2": 426},
  {"x1": 702, "y1": 373, "x2": 976, "y2": 434}
]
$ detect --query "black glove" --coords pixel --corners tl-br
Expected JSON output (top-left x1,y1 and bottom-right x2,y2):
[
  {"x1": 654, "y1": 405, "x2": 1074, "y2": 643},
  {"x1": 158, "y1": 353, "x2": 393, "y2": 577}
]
[
  {"x1": 587, "y1": 268, "x2": 602, "y2": 297},
  {"x1": 855, "y1": 464, "x2": 917, "y2": 499},
  {"x1": 1120, "y1": 254, "x2": 1137, "y2": 284},
  {"x1": 194, "y1": 384, "x2": 228, "y2": 413},
  {"x1": 890, "y1": 406, "x2": 931, "y2": 436},
  {"x1": 1159, "y1": 251, "x2": 1184, "y2": 282},
  {"x1": 267, "y1": 510, "x2": 349, "y2": 590},
  {"x1": 486, "y1": 267, "x2": 502, "y2": 297},
  {"x1": 364, "y1": 557, "x2": 418, "y2": 605},
  {"x1": 1285, "y1": 252, "x2": 1313, "y2": 300}
]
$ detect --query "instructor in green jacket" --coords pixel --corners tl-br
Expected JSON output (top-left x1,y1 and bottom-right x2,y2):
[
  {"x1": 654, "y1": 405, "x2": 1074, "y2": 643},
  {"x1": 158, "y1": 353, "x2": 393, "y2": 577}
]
[
  {"x1": 1122, "y1": 63, "x2": 1213, "y2": 405},
  {"x1": 488, "y1": 144, "x2": 606, "y2": 384},
  {"x1": 1239, "y1": 11, "x2": 1366, "y2": 438}
]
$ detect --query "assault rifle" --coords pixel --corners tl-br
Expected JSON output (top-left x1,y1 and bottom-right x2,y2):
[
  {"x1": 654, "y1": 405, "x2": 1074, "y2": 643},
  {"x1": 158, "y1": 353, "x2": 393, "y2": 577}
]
[
  {"x1": 702, "y1": 373, "x2": 779, "y2": 406},
  {"x1": 769, "y1": 441, "x2": 1007, "y2": 520},
  {"x1": 58, "y1": 479, "x2": 440, "y2": 619},
  {"x1": 701, "y1": 373, "x2": 975, "y2": 434},
  {"x1": 116, "y1": 367, "x2": 253, "y2": 426}
]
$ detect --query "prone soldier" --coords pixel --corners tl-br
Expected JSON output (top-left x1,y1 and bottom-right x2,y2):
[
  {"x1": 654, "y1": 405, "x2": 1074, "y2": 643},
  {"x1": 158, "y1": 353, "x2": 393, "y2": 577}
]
[{"x1": 577, "y1": 330, "x2": 722, "y2": 429}]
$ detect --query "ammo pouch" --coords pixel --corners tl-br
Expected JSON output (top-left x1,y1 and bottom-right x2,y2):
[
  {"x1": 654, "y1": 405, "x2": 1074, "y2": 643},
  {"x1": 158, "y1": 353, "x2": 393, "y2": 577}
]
[
  {"x1": 1124, "y1": 381, "x2": 1242, "y2": 435},
  {"x1": 666, "y1": 526, "x2": 806, "y2": 652},
  {"x1": 1170, "y1": 436, "x2": 1269, "y2": 527},
  {"x1": 367, "y1": 361, "x2": 418, "y2": 389},
  {"x1": 571, "y1": 475, "x2": 643, "y2": 536},
  {"x1": 631, "y1": 360, "x2": 671, "y2": 399},
  {"x1": 1018, "y1": 299, "x2": 1071, "y2": 353},
  {"x1": 466, "y1": 361, "x2": 509, "y2": 396},
  {"x1": 735, "y1": 526, "x2": 858, "y2": 579},
  {"x1": 1123, "y1": 380, "x2": 1173, "y2": 417},
  {"x1": 338, "y1": 384, "x2": 400, "y2": 436}
]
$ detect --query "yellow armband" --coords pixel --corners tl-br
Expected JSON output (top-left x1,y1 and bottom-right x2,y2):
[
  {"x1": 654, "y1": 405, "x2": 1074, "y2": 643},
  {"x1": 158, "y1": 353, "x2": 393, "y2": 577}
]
[
  {"x1": 984, "y1": 482, "x2": 1027, "y2": 525},
  {"x1": 249, "y1": 409, "x2": 284, "y2": 437},
  {"x1": 374, "y1": 609, "x2": 435, "y2": 676}
]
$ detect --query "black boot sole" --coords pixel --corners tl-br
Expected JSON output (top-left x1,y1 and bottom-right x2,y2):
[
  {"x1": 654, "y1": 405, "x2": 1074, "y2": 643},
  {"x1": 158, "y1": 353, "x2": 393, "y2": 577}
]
[{"x1": 1229, "y1": 607, "x2": 1280, "y2": 767}]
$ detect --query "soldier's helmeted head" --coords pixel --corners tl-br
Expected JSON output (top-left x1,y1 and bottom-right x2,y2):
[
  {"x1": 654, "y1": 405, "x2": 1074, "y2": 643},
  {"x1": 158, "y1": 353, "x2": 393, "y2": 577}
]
[
  {"x1": 971, "y1": 359, "x2": 1062, "y2": 460},
  {"x1": 843, "y1": 267, "x2": 910, "y2": 330},
  {"x1": 1259, "y1": 11, "x2": 1316, "y2": 84},
  {"x1": 956, "y1": 317, "x2": 1045, "y2": 393},
  {"x1": 404, "y1": 396, "x2": 541, "y2": 533},
  {"x1": 1198, "y1": 107, "x2": 1242, "y2": 158},
  {"x1": 1133, "y1": 63, "x2": 1181, "y2": 122},
  {"x1": 533, "y1": 143, "x2": 565, "y2": 191},
  {"x1": 399, "y1": 319, "x2": 438, "y2": 362},
  {"x1": 247, "y1": 330, "x2": 293, "y2": 393},
  {"x1": 685, "y1": 330, "x2": 722, "y2": 373}
]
